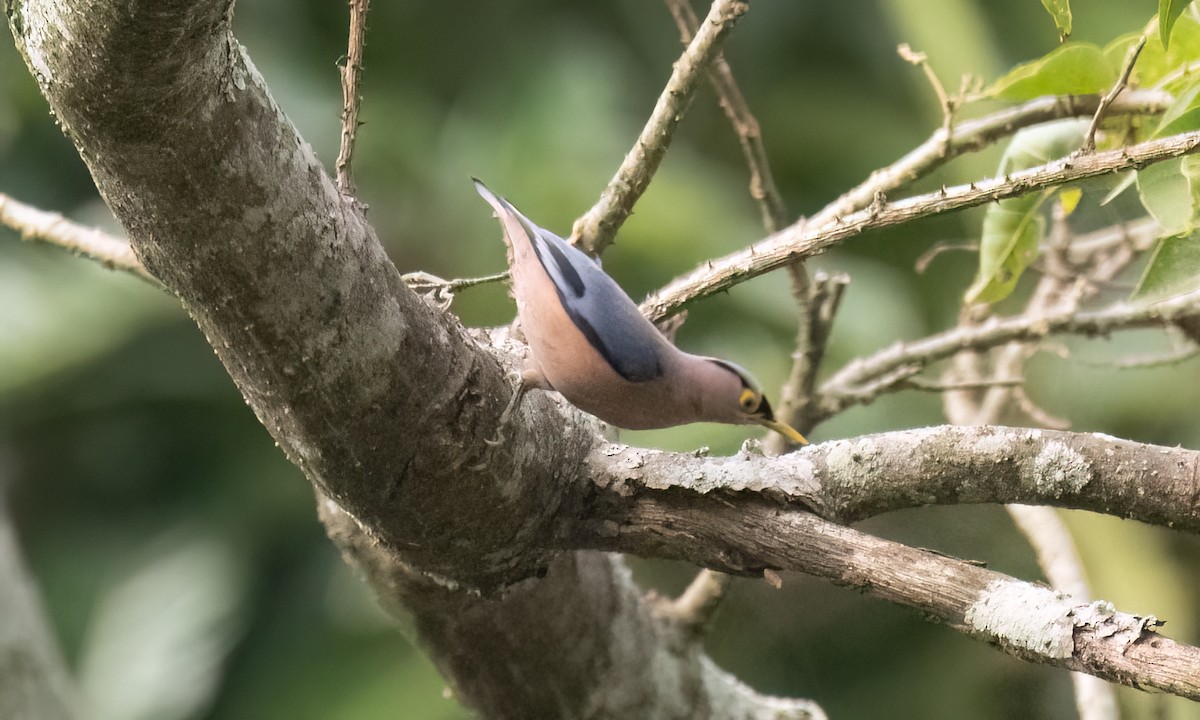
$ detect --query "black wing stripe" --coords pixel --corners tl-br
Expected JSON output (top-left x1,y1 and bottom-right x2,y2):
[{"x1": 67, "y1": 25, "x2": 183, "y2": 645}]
[
  {"x1": 516, "y1": 209, "x2": 664, "y2": 383},
  {"x1": 570, "y1": 311, "x2": 663, "y2": 382},
  {"x1": 520, "y1": 218, "x2": 586, "y2": 298}
]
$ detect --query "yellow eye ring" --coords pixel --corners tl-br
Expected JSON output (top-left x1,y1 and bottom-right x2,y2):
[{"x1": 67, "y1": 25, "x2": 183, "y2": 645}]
[{"x1": 738, "y1": 388, "x2": 759, "y2": 412}]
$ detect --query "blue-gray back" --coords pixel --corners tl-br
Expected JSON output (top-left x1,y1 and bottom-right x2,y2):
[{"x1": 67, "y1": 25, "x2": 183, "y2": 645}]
[{"x1": 522, "y1": 220, "x2": 666, "y2": 383}]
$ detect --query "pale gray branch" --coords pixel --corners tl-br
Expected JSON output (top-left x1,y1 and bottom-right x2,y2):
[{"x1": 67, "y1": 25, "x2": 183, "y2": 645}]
[
  {"x1": 816, "y1": 289, "x2": 1200, "y2": 421},
  {"x1": 641, "y1": 125, "x2": 1200, "y2": 321},
  {"x1": 578, "y1": 425, "x2": 1200, "y2": 699},
  {"x1": 575, "y1": 489, "x2": 1199, "y2": 700}
]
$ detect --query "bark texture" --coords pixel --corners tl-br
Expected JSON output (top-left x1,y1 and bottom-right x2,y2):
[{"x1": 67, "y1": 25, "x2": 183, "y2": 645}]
[
  {"x1": 9, "y1": 0, "x2": 1200, "y2": 714},
  {"x1": 5, "y1": 0, "x2": 821, "y2": 715}
]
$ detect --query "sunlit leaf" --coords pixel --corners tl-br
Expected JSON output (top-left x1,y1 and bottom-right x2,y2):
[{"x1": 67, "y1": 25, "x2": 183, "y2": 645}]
[
  {"x1": 965, "y1": 120, "x2": 1089, "y2": 304},
  {"x1": 986, "y1": 43, "x2": 1116, "y2": 101},
  {"x1": 1152, "y1": 79, "x2": 1200, "y2": 137},
  {"x1": 1134, "y1": 229, "x2": 1200, "y2": 302},
  {"x1": 1058, "y1": 186, "x2": 1083, "y2": 214},
  {"x1": 1040, "y1": 0, "x2": 1072, "y2": 38},
  {"x1": 1160, "y1": 0, "x2": 1194, "y2": 50},
  {"x1": 1137, "y1": 158, "x2": 1195, "y2": 235}
]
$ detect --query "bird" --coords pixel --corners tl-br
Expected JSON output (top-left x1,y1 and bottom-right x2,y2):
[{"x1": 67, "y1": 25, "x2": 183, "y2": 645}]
[{"x1": 474, "y1": 178, "x2": 807, "y2": 445}]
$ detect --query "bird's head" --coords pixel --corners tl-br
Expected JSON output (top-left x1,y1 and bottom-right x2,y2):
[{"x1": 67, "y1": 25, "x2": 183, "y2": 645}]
[{"x1": 707, "y1": 359, "x2": 808, "y2": 445}]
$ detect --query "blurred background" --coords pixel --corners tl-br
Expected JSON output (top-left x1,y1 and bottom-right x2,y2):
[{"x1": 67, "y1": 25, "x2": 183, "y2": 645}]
[{"x1": 2, "y1": 0, "x2": 1199, "y2": 718}]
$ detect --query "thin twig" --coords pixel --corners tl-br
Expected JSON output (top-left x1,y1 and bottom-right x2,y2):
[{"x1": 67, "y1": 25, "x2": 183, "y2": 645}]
[
  {"x1": 0, "y1": 192, "x2": 159, "y2": 286},
  {"x1": 915, "y1": 239, "x2": 980, "y2": 273},
  {"x1": 1081, "y1": 35, "x2": 1147, "y2": 154},
  {"x1": 814, "y1": 288, "x2": 1200, "y2": 421},
  {"x1": 897, "y1": 43, "x2": 956, "y2": 142},
  {"x1": 640, "y1": 127, "x2": 1200, "y2": 322},
  {"x1": 904, "y1": 375, "x2": 1023, "y2": 392},
  {"x1": 336, "y1": 0, "x2": 371, "y2": 195},
  {"x1": 402, "y1": 270, "x2": 509, "y2": 309},
  {"x1": 765, "y1": 272, "x2": 848, "y2": 452},
  {"x1": 571, "y1": 0, "x2": 749, "y2": 254},
  {"x1": 665, "y1": 0, "x2": 787, "y2": 233},
  {"x1": 808, "y1": 89, "x2": 1169, "y2": 231},
  {"x1": 664, "y1": 0, "x2": 835, "y2": 451}
]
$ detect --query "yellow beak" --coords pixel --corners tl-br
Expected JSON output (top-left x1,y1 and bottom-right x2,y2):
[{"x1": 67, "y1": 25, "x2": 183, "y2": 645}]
[{"x1": 757, "y1": 417, "x2": 809, "y2": 445}]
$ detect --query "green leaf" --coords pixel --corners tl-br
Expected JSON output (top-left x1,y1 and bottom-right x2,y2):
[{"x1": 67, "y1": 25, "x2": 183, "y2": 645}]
[
  {"x1": 1160, "y1": 0, "x2": 1194, "y2": 50},
  {"x1": 1156, "y1": 80, "x2": 1200, "y2": 131},
  {"x1": 1040, "y1": 0, "x2": 1072, "y2": 38},
  {"x1": 987, "y1": 43, "x2": 1116, "y2": 101},
  {"x1": 965, "y1": 119, "x2": 1089, "y2": 304},
  {"x1": 1133, "y1": 229, "x2": 1200, "y2": 302},
  {"x1": 1137, "y1": 158, "x2": 1195, "y2": 235},
  {"x1": 1101, "y1": 172, "x2": 1137, "y2": 206},
  {"x1": 964, "y1": 192, "x2": 1050, "y2": 304}
]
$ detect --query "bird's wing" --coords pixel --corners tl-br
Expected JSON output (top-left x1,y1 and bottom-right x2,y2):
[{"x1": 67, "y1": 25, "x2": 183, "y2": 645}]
[
  {"x1": 527, "y1": 224, "x2": 666, "y2": 383},
  {"x1": 473, "y1": 179, "x2": 666, "y2": 382}
]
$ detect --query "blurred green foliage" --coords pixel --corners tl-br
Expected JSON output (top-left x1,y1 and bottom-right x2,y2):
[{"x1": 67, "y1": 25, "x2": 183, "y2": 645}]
[{"x1": 2, "y1": 1, "x2": 1199, "y2": 718}]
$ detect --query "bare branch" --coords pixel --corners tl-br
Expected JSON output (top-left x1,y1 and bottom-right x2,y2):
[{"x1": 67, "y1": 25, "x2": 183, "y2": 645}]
[
  {"x1": 897, "y1": 43, "x2": 955, "y2": 137},
  {"x1": 584, "y1": 425, "x2": 1200, "y2": 557},
  {"x1": 1081, "y1": 35, "x2": 1147, "y2": 154},
  {"x1": 641, "y1": 125, "x2": 1199, "y2": 322},
  {"x1": 0, "y1": 192, "x2": 158, "y2": 285},
  {"x1": 0, "y1": 502, "x2": 76, "y2": 720},
  {"x1": 766, "y1": 272, "x2": 848, "y2": 452},
  {"x1": 572, "y1": 0, "x2": 748, "y2": 254},
  {"x1": 816, "y1": 289, "x2": 1200, "y2": 421},
  {"x1": 942, "y1": 245, "x2": 1119, "y2": 720},
  {"x1": 401, "y1": 270, "x2": 509, "y2": 310},
  {"x1": 336, "y1": 0, "x2": 371, "y2": 195},
  {"x1": 664, "y1": 0, "x2": 787, "y2": 233},
  {"x1": 576, "y1": 424, "x2": 1200, "y2": 697},
  {"x1": 808, "y1": 89, "x2": 1169, "y2": 230},
  {"x1": 577, "y1": 485, "x2": 1200, "y2": 700},
  {"x1": 1010, "y1": 505, "x2": 1118, "y2": 720}
]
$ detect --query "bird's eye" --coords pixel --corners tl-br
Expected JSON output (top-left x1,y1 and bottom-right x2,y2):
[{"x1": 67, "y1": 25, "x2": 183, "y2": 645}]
[{"x1": 738, "y1": 388, "x2": 760, "y2": 413}]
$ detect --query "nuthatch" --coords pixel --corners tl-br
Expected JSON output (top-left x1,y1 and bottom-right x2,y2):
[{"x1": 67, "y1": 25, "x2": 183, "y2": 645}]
[{"x1": 475, "y1": 179, "x2": 807, "y2": 445}]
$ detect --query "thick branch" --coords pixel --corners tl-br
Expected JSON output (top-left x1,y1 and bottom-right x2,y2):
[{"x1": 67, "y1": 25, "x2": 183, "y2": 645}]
[
  {"x1": 8, "y1": 0, "x2": 587, "y2": 593},
  {"x1": 322, "y1": 501, "x2": 825, "y2": 720},
  {"x1": 574, "y1": 426, "x2": 1200, "y2": 699},
  {"x1": 641, "y1": 121, "x2": 1198, "y2": 322},
  {"x1": 574, "y1": 499, "x2": 1200, "y2": 700},
  {"x1": 7, "y1": 2, "x2": 820, "y2": 717},
  {"x1": 581, "y1": 425, "x2": 1200, "y2": 550}
]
